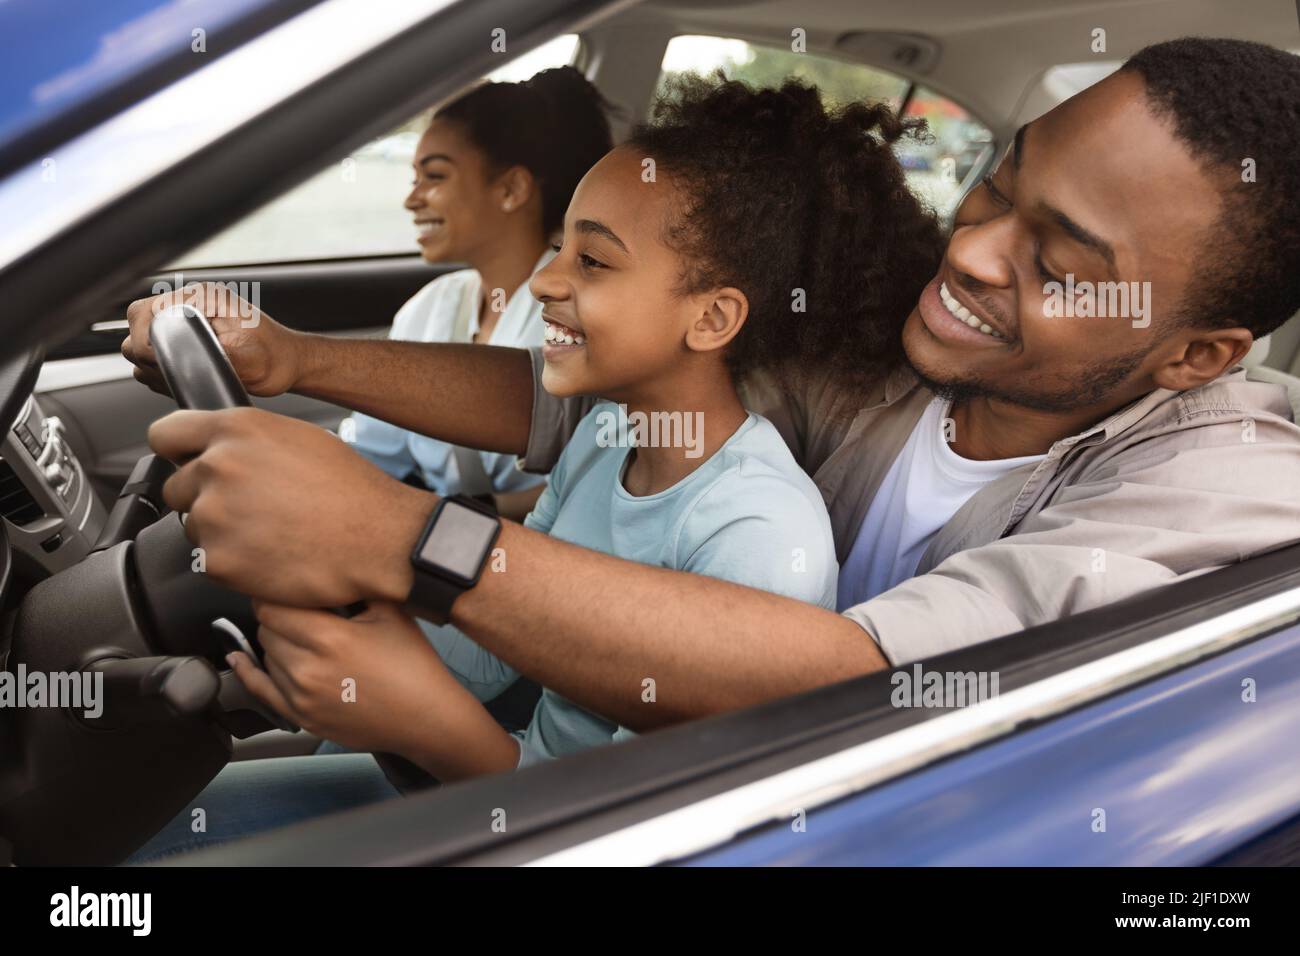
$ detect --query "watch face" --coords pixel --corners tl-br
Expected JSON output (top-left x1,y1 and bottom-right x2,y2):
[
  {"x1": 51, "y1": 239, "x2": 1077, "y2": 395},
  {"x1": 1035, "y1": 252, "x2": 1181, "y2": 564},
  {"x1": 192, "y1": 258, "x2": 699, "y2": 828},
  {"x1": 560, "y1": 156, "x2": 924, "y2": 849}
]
[{"x1": 418, "y1": 501, "x2": 498, "y2": 582}]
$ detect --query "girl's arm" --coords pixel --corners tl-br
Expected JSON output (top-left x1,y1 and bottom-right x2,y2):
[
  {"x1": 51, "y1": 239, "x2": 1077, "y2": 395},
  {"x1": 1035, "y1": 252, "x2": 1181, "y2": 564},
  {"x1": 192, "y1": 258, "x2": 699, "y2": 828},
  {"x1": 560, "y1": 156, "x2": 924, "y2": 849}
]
[
  {"x1": 123, "y1": 282, "x2": 543, "y2": 456},
  {"x1": 231, "y1": 601, "x2": 521, "y2": 782}
]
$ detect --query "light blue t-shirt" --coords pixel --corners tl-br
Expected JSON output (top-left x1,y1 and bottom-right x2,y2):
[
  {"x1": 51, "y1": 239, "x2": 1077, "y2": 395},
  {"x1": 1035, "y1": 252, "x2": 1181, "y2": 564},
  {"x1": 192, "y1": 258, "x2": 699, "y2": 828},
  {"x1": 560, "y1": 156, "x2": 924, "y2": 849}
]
[{"x1": 423, "y1": 401, "x2": 838, "y2": 767}]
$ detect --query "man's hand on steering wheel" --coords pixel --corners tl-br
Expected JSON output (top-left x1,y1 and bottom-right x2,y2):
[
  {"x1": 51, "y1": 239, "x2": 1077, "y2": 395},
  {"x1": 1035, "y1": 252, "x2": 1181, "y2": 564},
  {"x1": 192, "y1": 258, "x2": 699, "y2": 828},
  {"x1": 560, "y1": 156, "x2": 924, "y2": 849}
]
[
  {"x1": 147, "y1": 407, "x2": 428, "y2": 607},
  {"x1": 123, "y1": 281, "x2": 309, "y2": 399}
]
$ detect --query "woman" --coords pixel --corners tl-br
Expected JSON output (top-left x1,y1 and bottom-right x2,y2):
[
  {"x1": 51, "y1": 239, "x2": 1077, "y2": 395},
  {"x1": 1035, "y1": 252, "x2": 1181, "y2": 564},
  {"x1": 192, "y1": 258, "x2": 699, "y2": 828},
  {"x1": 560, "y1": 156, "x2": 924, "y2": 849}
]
[{"x1": 345, "y1": 66, "x2": 615, "y2": 521}]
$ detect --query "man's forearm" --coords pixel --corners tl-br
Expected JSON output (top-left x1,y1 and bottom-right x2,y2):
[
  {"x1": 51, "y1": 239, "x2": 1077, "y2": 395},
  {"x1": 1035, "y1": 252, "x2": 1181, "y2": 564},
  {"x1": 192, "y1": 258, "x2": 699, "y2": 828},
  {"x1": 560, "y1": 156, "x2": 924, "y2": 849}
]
[
  {"x1": 373, "y1": 495, "x2": 888, "y2": 731},
  {"x1": 294, "y1": 336, "x2": 535, "y2": 456}
]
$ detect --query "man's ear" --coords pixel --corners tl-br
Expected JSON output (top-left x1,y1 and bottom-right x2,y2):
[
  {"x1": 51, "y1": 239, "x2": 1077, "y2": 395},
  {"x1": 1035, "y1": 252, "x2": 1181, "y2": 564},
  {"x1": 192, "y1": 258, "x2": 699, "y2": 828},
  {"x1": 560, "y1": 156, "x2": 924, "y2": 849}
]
[
  {"x1": 685, "y1": 288, "x2": 749, "y2": 355},
  {"x1": 497, "y1": 165, "x2": 538, "y2": 214},
  {"x1": 1151, "y1": 326, "x2": 1255, "y2": 392}
]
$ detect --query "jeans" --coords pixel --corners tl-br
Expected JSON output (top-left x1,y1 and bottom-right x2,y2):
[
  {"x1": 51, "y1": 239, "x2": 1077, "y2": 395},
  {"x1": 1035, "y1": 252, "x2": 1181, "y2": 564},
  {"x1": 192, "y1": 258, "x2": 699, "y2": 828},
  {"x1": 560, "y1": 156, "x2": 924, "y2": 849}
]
[
  {"x1": 125, "y1": 675, "x2": 541, "y2": 864},
  {"x1": 126, "y1": 748, "x2": 399, "y2": 864}
]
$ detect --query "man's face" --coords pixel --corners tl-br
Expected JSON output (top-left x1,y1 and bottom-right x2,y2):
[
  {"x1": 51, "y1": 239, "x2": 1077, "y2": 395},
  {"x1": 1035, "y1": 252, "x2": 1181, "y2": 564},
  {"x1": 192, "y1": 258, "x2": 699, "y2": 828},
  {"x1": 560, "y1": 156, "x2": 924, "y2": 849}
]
[{"x1": 902, "y1": 70, "x2": 1235, "y2": 413}]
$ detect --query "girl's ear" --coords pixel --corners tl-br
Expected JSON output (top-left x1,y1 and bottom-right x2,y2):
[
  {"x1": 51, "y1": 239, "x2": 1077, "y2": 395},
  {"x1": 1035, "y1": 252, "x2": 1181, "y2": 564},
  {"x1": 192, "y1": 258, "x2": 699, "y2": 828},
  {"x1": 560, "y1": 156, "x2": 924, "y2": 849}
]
[
  {"x1": 685, "y1": 288, "x2": 749, "y2": 355},
  {"x1": 497, "y1": 165, "x2": 538, "y2": 213}
]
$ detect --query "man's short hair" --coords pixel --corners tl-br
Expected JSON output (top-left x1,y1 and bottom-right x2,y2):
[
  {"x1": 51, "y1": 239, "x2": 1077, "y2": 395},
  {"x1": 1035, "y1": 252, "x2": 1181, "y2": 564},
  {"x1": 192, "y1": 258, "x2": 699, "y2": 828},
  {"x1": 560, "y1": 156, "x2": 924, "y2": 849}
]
[{"x1": 1121, "y1": 38, "x2": 1300, "y2": 339}]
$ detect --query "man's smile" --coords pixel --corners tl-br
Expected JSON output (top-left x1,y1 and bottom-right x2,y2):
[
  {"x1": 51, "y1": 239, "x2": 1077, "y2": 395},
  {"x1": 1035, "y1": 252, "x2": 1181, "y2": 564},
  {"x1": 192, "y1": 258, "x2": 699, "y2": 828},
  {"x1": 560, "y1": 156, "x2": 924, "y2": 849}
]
[{"x1": 917, "y1": 275, "x2": 1011, "y2": 349}]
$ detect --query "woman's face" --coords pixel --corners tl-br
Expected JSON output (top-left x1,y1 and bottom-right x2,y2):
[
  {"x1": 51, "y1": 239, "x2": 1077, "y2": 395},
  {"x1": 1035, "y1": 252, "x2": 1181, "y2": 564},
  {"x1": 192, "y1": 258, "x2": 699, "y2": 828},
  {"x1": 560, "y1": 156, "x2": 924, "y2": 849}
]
[
  {"x1": 529, "y1": 147, "x2": 740, "y2": 402},
  {"x1": 404, "y1": 119, "x2": 514, "y2": 264}
]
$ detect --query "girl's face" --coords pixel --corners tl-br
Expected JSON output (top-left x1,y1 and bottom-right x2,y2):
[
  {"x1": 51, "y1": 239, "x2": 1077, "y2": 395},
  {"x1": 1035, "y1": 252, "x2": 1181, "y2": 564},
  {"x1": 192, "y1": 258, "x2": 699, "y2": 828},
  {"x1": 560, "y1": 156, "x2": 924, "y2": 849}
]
[
  {"x1": 529, "y1": 147, "x2": 746, "y2": 401},
  {"x1": 405, "y1": 119, "x2": 523, "y2": 263}
]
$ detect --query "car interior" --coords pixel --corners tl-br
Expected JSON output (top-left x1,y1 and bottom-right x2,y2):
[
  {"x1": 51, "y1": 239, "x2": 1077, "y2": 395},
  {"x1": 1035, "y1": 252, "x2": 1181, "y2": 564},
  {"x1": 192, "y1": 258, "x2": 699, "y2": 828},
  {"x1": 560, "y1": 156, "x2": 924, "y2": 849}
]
[{"x1": 2, "y1": 0, "x2": 1299, "y2": 866}]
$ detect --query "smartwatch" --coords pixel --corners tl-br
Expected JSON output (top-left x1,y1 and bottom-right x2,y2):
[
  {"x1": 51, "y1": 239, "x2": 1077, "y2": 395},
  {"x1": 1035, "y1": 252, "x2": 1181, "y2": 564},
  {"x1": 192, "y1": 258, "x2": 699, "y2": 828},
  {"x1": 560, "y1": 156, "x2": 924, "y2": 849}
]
[{"x1": 406, "y1": 494, "x2": 502, "y2": 624}]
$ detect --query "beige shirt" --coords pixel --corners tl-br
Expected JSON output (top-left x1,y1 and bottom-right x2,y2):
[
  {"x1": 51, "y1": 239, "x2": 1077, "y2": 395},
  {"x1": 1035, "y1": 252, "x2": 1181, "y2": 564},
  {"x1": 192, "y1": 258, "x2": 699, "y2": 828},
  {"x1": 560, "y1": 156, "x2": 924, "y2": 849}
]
[{"x1": 521, "y1": 349, "x2": 1300, "y2": 664}]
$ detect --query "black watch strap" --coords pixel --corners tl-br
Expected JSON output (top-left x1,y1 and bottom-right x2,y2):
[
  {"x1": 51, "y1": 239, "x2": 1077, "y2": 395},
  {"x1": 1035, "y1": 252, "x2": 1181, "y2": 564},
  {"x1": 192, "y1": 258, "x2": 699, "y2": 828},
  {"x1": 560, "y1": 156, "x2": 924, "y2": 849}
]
[
  {"x1": 406, "y1": 567, "x2": 467, "y2": 626},
  {"x1": 406, "y1": 494, "x2": 501, "y2": 625}
]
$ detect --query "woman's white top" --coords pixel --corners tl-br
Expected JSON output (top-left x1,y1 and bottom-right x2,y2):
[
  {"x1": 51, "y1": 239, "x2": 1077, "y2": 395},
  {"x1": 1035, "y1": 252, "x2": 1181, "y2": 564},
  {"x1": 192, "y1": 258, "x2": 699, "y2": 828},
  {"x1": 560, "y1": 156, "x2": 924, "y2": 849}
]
[{"x1": 343, "y1": 250, "x2": 552, "y2": 494}]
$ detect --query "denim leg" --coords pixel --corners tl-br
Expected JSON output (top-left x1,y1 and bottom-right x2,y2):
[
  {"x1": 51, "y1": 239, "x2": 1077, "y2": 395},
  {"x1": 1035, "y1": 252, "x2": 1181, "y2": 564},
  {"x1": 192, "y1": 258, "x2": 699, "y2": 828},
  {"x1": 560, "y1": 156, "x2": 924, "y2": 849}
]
[{"x1": 126, "y1": 752, "x2": 399, "y2": 864}]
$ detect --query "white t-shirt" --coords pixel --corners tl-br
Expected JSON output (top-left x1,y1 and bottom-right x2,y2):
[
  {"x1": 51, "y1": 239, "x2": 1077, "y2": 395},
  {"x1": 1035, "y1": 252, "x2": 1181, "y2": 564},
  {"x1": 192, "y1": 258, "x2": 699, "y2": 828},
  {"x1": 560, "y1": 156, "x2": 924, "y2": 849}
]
[
  {"x1": 345, "y1": 251, "x2": 552, "y2": 495},
  {"x1": 837, "y1": 397, "x2": 1045, "y2": 610}
]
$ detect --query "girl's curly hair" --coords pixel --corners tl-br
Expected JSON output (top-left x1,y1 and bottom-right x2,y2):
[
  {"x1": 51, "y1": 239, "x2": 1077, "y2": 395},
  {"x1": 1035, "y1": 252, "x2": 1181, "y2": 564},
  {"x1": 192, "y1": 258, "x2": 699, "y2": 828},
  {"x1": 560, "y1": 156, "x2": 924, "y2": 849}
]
[{"x1": 628, "y1": 73, "x2": 945, "y2": 395}]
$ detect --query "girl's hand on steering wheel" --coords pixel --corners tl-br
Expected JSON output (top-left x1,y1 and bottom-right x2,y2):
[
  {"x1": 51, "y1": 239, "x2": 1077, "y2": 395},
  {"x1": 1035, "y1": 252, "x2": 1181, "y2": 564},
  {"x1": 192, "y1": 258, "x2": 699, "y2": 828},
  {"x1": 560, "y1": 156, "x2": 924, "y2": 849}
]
[
  {"x1": 230, "y1": 601, "x2": 520, "y2": 781},
  {"x1": 123, "y1": 281, "x2": 310, "y2": 399}
]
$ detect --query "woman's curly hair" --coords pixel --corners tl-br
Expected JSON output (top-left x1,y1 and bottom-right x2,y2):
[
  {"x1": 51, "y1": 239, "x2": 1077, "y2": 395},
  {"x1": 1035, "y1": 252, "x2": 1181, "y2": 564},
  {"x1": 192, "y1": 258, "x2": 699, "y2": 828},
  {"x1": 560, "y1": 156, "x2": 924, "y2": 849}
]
[{"x1": 628, "y1": 73, "x2": 945, "y2": 395}]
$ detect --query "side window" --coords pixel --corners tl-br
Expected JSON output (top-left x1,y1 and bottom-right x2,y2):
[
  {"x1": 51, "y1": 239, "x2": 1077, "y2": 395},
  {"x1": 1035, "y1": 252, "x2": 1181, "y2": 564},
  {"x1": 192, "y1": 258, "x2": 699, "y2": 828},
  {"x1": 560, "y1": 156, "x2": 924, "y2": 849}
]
[
  {"x1": 655, "y1": 35, "x2": 993, "y2": 218},
  {"x1": 898, "y1": 87, "x2": 995, "y2": 216},
  {"x1": 169, "y1": 34, "x2": 581, "y2": 269}
]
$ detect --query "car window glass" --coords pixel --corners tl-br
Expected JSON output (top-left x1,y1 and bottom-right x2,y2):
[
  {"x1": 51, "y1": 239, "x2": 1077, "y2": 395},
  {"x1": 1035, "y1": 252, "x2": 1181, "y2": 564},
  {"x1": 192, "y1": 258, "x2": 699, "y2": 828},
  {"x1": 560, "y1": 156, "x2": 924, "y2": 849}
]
[
  {"x1": 656, "y1": 35, "x2": 993, "y2": 218},
  {"x1": 167, "y1": 33, "x2": 580, "y2": 268}
]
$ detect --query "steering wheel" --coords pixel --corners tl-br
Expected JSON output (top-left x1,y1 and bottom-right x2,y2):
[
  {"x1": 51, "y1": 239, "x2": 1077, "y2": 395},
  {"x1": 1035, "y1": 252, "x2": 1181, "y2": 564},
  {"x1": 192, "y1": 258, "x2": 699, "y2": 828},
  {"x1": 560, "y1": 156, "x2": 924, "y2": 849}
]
[
  {"x1": 149, "y1": 304, "x2": 254, "y2": 412},
  {"x1": 0, "y1": 345, "x2": 44, "y2": 438},
  {"x1": 0, "y1": 306, "x2": 286, "y2": 866},
  {"x1": 0, "y1": 344, "x2": 45, "y2": 661}
]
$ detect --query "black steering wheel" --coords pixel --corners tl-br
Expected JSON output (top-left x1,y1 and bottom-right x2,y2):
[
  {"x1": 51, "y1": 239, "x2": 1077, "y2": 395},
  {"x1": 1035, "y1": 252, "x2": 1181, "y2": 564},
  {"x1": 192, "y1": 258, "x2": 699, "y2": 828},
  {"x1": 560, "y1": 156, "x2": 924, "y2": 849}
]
[
  {"x1": 149, "y1": 304, "x2": 253, "y2": 412},
  {"x1": 0, "y1": 306, "x2": 286, "y2": 866}
]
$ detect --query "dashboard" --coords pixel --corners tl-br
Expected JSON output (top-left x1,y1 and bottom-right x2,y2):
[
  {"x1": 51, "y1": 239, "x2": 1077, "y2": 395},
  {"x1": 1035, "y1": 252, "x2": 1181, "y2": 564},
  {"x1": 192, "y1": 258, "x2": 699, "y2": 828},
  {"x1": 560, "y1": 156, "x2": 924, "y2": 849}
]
[{"x1": 1, "y1": 392, "x2": 107, "y2": 579}]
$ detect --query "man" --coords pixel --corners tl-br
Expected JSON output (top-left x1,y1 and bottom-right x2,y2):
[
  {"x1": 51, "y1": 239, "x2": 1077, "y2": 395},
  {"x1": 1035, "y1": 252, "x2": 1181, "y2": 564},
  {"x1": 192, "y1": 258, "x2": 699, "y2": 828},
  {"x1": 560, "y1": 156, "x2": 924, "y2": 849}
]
[{"x1": 124, "y1": 38, "x2": 1300, "y2": 741}]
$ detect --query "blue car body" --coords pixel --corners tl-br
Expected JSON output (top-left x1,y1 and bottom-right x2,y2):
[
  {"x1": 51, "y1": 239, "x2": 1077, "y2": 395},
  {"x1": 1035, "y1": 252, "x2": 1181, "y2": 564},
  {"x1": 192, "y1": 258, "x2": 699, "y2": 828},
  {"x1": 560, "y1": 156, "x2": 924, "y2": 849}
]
[{"x1": 689, "y1": 625, "x2": 1300, "y2": 866}]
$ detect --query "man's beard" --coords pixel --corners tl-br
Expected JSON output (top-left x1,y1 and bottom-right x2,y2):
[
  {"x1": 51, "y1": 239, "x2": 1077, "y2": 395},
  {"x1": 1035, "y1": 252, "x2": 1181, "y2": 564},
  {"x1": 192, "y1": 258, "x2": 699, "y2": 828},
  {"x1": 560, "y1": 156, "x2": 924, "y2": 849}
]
[{"x1": 904, "y1": 348, "x2": 1150, "y2": 413}]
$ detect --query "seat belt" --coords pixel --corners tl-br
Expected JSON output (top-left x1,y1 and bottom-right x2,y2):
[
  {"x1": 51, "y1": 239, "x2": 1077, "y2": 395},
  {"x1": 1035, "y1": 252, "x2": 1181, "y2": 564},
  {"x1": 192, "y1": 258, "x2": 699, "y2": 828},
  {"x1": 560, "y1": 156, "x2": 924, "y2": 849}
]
[
  {"x1": 374, "y1": 282, "x2": 498, "y2": 795},
  {"x1": 447, "y1": 283, "x2": 494, "y2": 497}
]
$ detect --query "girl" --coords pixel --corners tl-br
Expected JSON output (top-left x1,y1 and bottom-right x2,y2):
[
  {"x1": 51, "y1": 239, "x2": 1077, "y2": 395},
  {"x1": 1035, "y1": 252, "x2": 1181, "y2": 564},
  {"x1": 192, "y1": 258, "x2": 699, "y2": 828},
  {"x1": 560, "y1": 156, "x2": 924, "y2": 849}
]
[
  {"x1": 345, "y1": 66, "x2": 614, "y2": 521},
  {"x1": 255, "y1": 75, "x2": 945, "y2": 778}
]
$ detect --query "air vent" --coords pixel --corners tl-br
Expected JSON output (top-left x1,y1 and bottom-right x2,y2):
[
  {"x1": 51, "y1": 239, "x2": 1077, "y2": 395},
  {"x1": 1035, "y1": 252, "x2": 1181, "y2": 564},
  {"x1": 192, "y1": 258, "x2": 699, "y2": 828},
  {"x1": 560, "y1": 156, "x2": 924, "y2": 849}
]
[{"x1": 0, "y1": 456, "x2": 44, "y2": 525}]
